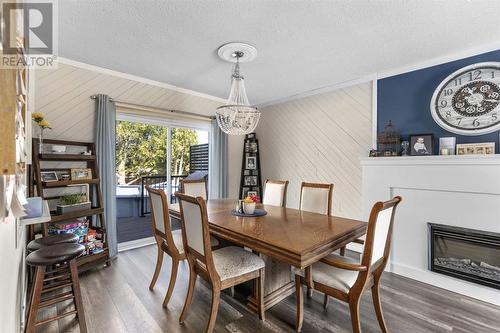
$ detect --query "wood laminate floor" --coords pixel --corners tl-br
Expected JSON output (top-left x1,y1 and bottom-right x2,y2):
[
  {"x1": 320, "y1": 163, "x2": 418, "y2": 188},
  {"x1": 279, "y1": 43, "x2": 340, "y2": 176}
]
[{"x1": 36, "y1": 245, "x2": 500, "y2": 333}]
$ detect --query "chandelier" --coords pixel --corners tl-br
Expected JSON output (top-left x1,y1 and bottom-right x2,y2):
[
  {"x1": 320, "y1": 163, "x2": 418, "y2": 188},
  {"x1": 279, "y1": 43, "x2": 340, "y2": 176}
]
[{"x1": 216, "y1": 43, "x2": 260, "y2": 135}]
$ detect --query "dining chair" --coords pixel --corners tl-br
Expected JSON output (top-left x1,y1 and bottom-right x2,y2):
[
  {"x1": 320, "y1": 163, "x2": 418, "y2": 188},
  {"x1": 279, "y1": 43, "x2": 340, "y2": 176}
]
[
  {"x1": 263, "y1": 179, "x2": 289, "y2": 207},
  {"x1": 146, "y1": 186, "x2": 186, "y2": 308},
  {"x1": 299, "y1": 182, "x2": 333, "y2": 298},
  {"x1": 181, "y1": 178, "x2": 208, "y2": 199},
  {"x1": 175, "y1": 192, "x2": 266, "y2": 333},
  {"x1": 295, "y1": 196, "x2": 402, "y2": 333}
]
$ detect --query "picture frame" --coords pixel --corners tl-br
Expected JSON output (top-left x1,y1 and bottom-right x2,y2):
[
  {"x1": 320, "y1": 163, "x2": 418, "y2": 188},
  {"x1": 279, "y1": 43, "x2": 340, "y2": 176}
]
[
  {"x1": 71, "y1": 168, "x2": 92, "y2": 180},
  {"x1": 248, "y1": 142, "x2": 258, "y2": 153},
  {"x1": 245, "y1": 156, "x2": 257, "y2": 170},
  {"x1": 456, "y1": 142, "x2": 495, "y2": 155},
  {"x1": 40, "y1": 171, "x2": 58, "y2": 182},
  {"x1": 439, "y1": 137, "x2": 456, "y2": 155},
  {"x1": 410, "y1": 134, "x2": 433, "y2": 156},
  {"x1": 247, "y1": 190, "x2": 258, "y2": 197},
  {"x1": 244, "y1": 175, "x2": 258, "y2": 186}
]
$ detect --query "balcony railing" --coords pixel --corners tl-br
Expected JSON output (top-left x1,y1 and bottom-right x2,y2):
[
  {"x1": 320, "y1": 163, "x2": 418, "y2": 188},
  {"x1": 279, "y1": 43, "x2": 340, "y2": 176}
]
[{"x1": 140, "y1": 175, "x2": 187, "y2": 216}]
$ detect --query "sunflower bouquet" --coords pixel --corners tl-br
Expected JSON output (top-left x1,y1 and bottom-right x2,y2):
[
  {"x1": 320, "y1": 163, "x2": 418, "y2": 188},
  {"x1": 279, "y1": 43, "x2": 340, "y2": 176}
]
[{"x1": 32, "y1": 112, "x2": 51, "y2": 151}]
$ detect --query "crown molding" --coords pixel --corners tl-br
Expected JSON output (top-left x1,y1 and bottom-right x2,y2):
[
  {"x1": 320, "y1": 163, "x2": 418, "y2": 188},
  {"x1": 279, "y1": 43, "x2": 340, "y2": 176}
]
[{"x1": 56, "y1": 57, "x2": 226, "y2": 103}]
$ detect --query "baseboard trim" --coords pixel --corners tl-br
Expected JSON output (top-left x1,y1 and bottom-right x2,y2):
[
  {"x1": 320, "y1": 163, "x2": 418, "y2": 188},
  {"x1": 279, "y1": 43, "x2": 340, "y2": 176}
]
[
  {"x1": 389, "y1": 261, "x2": 500, "y2": 306},
  {"x1": 118, "y1": 237, "x2": 156, "y2": 252}
]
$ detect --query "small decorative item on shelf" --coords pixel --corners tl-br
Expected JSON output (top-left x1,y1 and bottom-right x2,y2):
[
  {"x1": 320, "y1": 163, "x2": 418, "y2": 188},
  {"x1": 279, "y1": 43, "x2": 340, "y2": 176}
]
[
  {"x1": 409, "y1": 134, "x2": 433, "y2": 156},
  {"x1": 456, "y1": 142, "x2": 495, "y2": 155},
  {"x1": 401, "y1": 141, "x2": 409, "y2": 156},
  {"x1": 51, "y1": 144, "x2": 66, "y2": 154},
  {"x1": 32, "y1": 112, "x2": 51, "y2": 153},
  {"x1": 40, "y1": 171, "x2": 58, "y2": 182},
  {"x1": 377, "y1": 120, "x2": 401, "y2": 156},
  {"x1": 368, "y1": 149, "x2": 380, "y2": 157},
  {"x1": 439, "y1": 137, "x2": 456, "y2": 155},
  {"x1": 243, "y1": 194, "x2": 260, "y2": 215},
  {"x1": 71, "y1": 168, "x2": 92, "y2": 180},
  {"x1": 56, "y1": 193, "x2": 91, "y2": 215}
]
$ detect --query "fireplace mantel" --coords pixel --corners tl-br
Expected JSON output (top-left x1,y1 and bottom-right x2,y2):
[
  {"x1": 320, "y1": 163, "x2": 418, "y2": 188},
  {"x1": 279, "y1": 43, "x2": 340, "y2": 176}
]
[{"x1": 361, "y1": 155, "x2": 500, "y2": 305}]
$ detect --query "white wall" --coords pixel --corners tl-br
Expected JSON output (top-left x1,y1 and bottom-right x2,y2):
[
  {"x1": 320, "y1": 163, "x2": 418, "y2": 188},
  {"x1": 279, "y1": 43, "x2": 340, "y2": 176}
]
[
  {"x1": 256, "y1": 83, "x2": 372, "y2": 219},
  {"x1": 0, "y1": 213, "x2": 26, "y2": 332}
]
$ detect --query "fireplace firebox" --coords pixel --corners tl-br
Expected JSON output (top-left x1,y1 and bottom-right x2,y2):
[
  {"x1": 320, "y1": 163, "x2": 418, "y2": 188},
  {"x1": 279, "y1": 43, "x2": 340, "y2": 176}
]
[{"x1": 428, "y1": 223, "x2": 500, "y2": 290}]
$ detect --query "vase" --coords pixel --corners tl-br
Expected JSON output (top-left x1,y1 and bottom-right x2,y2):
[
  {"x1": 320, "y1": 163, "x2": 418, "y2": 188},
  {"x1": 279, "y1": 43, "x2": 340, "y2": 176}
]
[
  {"x1": 38, "y1": 128, "x2": 44, "y2": 153},
  {"x1": 243, "y1": 202, "x2": 256, "y2": 215}
]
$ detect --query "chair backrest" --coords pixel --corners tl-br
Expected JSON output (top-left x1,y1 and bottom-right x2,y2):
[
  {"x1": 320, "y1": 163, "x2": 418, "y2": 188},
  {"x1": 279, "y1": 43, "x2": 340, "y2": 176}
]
[
  {"x1": 361, "y1": 196, "x2": 402, "y2": 269},
  {"x1": 181, "y1": 179, "x2": 207, "y2": 200},
  {"x1": 146, "y1": 186, "x2": 178, "y2": 252},
  {"x1": 299, "y1": 182, "x2": 333, "y2": 215},
  {"x1": 175, "y1": 192, "x2": 218, "y2": 278},
  {"x1": 263, "y1": 179, "x2": 289, "y2": 207}
]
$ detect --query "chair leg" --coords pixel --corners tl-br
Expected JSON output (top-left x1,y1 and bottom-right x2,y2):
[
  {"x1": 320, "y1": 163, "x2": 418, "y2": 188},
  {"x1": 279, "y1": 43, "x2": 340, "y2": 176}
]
[
  {"x1": 162, "y1": 257, "x2": 180, "y2": 308},
  {"x1": 306, "y1": 287, "x2": 313, "y2": 298},
  {"x1": 349, "y1": 296, "x2": 362, "y2": 333},
  {"x1": 256, "y1": 268, "x2": 265, "y2": 321},
  {"x1": 149, "y1": 245, "x2": 164, "y2": 290},
  {"x1": 205, "y1": 287, "x2": 221, "y2": 333},
  {"x1": 372, "y1": 281, "x2": 389, "y2": 333},
  {"x1": 295, "y1": 275, "x2": 304, "y2": 332},
  {"x1": 179, "y1": 265, "x2": 196, "y2": 324},
  {"x1": 340, "y1": 246, "x2": 346, "y2": 256},
  {"x1": 323, "y1": 294, "x2": 329, "y2": 310},
  {"x1": 26, "y1": 266, "x2": 45, "y2": 333},
  {"x1": 69, "y1": 258, "x2": 88, "y2": 333}
]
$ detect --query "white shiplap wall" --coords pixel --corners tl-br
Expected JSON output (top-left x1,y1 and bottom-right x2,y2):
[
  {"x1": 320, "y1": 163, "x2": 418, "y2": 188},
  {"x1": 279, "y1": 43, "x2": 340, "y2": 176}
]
[
  {"x1": 34, "y1": 62, "x2": 224, "y2": 142},
  {"x1": 256, "y1": 83, "x2": 372, "y2": 219}
]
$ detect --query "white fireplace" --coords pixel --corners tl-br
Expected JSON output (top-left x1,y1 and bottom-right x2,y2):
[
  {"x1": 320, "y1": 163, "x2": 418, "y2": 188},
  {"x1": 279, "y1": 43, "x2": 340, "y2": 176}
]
[{"x1": 361, "y1": 155, "x2": 500, "y2": 306}]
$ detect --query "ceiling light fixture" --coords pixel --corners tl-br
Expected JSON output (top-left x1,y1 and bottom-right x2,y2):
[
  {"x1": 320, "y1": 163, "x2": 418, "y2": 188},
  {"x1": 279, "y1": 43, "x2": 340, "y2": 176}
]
[{"x1": 215, "y1": 42, "x2": 260, "y2": 135}]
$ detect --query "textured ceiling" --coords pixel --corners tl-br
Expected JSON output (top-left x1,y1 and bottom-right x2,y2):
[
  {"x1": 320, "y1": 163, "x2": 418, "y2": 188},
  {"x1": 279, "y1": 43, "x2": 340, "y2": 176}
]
[{"x1": 59, "y1": 0, "x2": 500, "y2": 105}]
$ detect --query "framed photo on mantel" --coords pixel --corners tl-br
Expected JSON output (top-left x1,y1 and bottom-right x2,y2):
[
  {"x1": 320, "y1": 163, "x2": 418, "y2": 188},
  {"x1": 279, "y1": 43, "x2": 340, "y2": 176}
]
[{"x1": 410, "y1": 134, "x2": 433, "y2": 156}]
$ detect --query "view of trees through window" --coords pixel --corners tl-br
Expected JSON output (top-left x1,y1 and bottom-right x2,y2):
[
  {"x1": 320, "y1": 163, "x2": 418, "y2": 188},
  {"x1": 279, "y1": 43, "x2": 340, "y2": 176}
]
[{"x1": 116, "y1": 121, "x2": 204, "y2": 185}]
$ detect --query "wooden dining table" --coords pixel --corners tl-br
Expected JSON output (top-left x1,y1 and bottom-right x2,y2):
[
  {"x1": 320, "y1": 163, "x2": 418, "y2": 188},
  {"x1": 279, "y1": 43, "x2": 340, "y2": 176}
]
[{"x1": 169, "y1": 199, "x2": 367, "y2": 311}]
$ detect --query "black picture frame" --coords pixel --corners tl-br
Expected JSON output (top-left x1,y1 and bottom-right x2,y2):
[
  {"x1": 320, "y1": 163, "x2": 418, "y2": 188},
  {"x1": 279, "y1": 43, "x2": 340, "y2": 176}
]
[
  {"x1": 245, "y1": 156, "x2": 257, "y2": 169},
  {"x1": 410, "y1": 134, "x2": 434, "y2": 156}
]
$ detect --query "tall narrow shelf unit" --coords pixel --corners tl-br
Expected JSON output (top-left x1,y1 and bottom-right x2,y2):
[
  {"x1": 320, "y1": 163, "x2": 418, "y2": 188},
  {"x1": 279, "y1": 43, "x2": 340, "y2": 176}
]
[
  {"x1": 32, "y1": 138, "x2": 109, "y2": 270},
  {"x1": 239, "y1": 133, "x2": 263, "y2": 199}
]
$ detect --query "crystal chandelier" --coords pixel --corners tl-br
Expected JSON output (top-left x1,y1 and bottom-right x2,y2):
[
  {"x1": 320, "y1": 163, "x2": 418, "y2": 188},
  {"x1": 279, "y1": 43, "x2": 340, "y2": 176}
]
[{"x1": 216, "y1": 45, "x2": 260, "y2": 135}]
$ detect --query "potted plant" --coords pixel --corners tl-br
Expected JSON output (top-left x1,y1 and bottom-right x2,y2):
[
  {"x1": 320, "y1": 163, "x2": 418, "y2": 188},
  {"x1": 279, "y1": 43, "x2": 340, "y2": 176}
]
[
  {"x1": 56, "y1": 193, "x2": 91, "y2": 215},
  {"x1": 243, "y1": 194, "x2": 260, "y2": 215}
]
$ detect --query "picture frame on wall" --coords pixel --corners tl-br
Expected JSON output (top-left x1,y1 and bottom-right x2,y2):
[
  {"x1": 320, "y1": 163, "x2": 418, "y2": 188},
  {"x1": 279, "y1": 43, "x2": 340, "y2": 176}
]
[{"x1": 410, "y1": 134, "x2": 433, "y2": 156}]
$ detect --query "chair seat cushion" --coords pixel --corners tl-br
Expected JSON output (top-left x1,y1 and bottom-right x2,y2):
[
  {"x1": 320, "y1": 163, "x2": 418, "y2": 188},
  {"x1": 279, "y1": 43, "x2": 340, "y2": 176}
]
[
  {"x1": 26, "y1": 243, "x2": 85, "y2": 266},
  {"x1": 296, "y1": 254, "x2": 360, "y2": 293},
  {"x1": 27, "y1": 234, "x2": 80, "y2": 252},
  {"x1": 169, "y1": 230, "x2": 219, "y2": 254},
  {"x1": 212, "y1": 246, "x2": 265, "y2": 281}
]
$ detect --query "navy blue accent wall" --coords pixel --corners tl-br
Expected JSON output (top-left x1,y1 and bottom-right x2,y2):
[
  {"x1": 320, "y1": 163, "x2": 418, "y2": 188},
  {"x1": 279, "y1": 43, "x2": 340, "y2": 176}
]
[{"x1": 377, "y1": 49, "x2": 500, "y2": 153}]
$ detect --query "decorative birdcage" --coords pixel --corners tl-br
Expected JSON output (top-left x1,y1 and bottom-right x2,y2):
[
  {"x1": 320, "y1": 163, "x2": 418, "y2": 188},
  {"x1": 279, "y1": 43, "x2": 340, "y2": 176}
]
[{"x1": 377, "y1": 120, "x2": 401, "y2": 156}]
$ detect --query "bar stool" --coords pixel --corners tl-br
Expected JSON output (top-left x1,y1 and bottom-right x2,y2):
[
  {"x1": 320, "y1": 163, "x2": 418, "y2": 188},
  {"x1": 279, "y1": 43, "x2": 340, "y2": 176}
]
[
  {"x1": 25, "y1": 243, "x2": 87, "y2": 333},
  {"x1": 27, "y1": 234, "x2": 79, "y2": 252}
]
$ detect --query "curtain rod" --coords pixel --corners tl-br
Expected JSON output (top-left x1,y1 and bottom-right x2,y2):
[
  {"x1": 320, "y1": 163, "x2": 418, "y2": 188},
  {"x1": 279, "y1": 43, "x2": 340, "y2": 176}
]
[{"x1": 90, "y1": 95, "x2": 215, "y2": 120}]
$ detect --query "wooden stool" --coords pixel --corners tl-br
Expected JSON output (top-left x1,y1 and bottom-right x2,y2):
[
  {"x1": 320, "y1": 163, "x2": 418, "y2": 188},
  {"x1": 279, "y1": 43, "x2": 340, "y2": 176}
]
[
  {"x1": 25, "y1": 243, "x2": 87, "y2": 333},
  {"x1": 27, "y1": 234, "x2": 79, "y2": 252}
]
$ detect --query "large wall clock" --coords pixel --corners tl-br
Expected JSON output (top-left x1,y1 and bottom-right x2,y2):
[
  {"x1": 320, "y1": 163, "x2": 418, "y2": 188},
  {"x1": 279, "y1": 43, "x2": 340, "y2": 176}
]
[{"x1": 430, "y1": 62, "x2": 500, "y2": 136}]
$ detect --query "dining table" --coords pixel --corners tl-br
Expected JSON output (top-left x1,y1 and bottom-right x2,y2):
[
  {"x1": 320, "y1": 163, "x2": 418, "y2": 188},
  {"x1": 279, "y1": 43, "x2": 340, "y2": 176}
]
[{"x1": 169, "y1": 198, "x2": 367, "y2": 311}]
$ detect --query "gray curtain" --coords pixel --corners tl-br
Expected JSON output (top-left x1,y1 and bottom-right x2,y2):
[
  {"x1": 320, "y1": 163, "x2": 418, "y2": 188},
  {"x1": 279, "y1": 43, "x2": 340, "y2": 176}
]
[
  {"x1": 209, "y1": 119, "x2": 228, "y2": 198},
  {"x1": 94, "y1": 94, "x2": 117, "y2": 257}
]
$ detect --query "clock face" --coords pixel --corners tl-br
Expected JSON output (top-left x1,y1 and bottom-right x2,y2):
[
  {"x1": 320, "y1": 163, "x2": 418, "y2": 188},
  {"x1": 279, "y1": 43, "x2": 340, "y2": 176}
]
[{"x1": 430, "y1": 62, "x2": 500, "y2": 136}]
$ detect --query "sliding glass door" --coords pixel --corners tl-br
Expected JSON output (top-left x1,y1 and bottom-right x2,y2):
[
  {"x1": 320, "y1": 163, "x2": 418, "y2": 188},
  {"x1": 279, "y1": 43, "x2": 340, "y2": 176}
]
[{"x1": 115, "y1": 117, "x2": 209, "y2": 245}]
